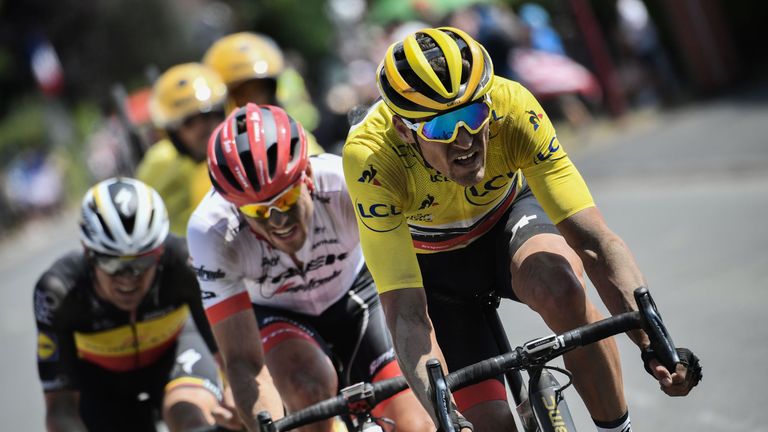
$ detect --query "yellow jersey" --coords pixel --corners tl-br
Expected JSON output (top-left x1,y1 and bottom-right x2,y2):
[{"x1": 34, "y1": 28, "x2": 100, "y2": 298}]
[
  {"x1": 136, "y1": 139, "x2": 210, "y2": 236},
  {"x1": 343, "y1": 77, "x2": 594, "y2": 293}
]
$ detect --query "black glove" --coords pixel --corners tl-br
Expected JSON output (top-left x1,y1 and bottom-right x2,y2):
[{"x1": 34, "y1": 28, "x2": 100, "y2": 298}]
[
  {"x1": 642, "y1": 347, "x2": 702, "y2": 390},
  {"x1": 437, "y1": 404, "x2": 474, "y2": 432}
]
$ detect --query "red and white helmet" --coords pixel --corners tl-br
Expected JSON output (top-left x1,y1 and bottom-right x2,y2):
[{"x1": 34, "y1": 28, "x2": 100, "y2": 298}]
[{"x1": 207, "y1": 103, "x2": 309, "y2": 207}]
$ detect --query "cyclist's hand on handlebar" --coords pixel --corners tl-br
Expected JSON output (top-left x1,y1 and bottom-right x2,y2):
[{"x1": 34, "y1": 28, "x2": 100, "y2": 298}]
[
  {"x1": 211, "y1": 384, "x2": 245, "y2": 430},
  {"x1": 642, "y1": 347, "x2": 702, "y2": 397}
]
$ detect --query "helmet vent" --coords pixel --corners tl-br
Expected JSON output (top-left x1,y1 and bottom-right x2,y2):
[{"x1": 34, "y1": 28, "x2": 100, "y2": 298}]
[
  {"x1": 289, "y1": 121, "x2": 300, "y2": 160},
  {"x1": 95, "y1": 212, "x2": 116, "y2": 243},
  {"x1": 213, "y1": 136, "x2": 244, "y2": 192},
  {"x1": 260, "y1": 108, "x2": 279, "y2": 179}
]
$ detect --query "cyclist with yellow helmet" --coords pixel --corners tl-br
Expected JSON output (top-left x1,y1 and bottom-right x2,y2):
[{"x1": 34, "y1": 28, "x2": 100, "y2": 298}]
[
  {"x1": 343, "y1": 27, "x2": 701, "y2": 432},
  {"x1": 203, "y1": 32, "x2": 324, "y2": 155},
  {"x1": 136, "y1": 63, "x2": 227, "y2": 235}
]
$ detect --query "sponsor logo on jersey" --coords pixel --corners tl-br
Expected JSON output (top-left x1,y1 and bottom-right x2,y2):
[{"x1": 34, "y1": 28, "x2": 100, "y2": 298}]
[
  {"x1": 527, "y1": 110, "x2": 544, "y2": 131},
  {"x1": 419, "y1": 194, "x2": 439, "y2": 210},
  {"x1": 393, "y1": 143, "x2": 417, "y2": 168},
  {"x1": 430, "y1": 172, "x2": 451, "y2": 182},
  {"x1": 311, "y1": 238, "x2": 340, "y2": 249},
  {"x1": 358, "y1": 165, "x2": 381, "y2": 185},
  {"x1": 354, "y1": 199, "x2": 403, "y2": 233},
  {"x1": 259, "y1": 253, "x2": 349, "y2": 285},
  {"x1": 407, "y1": 213, "x2": 433, "y2": 222},
  {"x1": 192, "y1": 265, "x2": 226, "y2": 281},
  {"x1": 34, "y1": 289, "x2": 59, "y2": 325},
  {"x1": 464, "y1": 171, "x2": 517, "y2": 206},
  {"x1": 534, "y1": 136, "x2": 564, "y2": 165},
  {"x1": 262, "y1": 256, "x2": 280, "y2": 267},
  {"x1": 38, "y1": 331, "x2": 58, "y2": 361},
  {"x1": 314, "y1": 226, "x2": 326, "y2": 234},
  {"x1": 273, "y1": 270, "x2": 343, "y2": 295}
]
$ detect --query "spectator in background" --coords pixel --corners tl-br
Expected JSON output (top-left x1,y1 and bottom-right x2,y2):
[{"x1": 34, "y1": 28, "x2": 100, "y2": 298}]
[
  {"x1": 137, "y1": 63, "x2": 227, "y2": 236},
  {"x1": 203, "y1": 32, "x2": 324, "y2": 155},
  {"x1": 4, "y1": 148, "x2": 63, "y2": 219},
  {"x1": 519, "y1": 3, "x2": 566, "y2": 56},
  {"x1": 614, "y1": 0, "x2": 682, "y2": 106}
]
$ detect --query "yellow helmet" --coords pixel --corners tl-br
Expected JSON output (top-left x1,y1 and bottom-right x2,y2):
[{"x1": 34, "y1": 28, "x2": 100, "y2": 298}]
[
  {"x1": 149, "y1": 63, "x2": 227, "y2": 129},
  {"x1": 377, "y1": 27, "x2": 494, "y2": 119},
  {"x1": 203, "y1": 32, "x2": 285, "y2": 86}
]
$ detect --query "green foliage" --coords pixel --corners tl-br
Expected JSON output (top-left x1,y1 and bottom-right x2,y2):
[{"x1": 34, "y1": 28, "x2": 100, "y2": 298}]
[{"x1": 0, "y1": 98, "x2": 47, "y2": 163}]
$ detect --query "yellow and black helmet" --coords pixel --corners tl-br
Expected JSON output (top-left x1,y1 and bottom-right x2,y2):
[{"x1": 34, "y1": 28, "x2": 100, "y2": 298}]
[
  {"x1": 203, "y1": 32, "x2": 285, "y2": 87},
  {"x1": 148, "y1": 63, "x2": 227, "y2": 130},
  {"x1": 377, "y1": 27, "x2": 494, "y2": 119}
]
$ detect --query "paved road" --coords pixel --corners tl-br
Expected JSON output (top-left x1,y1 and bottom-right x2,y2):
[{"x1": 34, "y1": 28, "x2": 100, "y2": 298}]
[
  {"x1": 1, "y1": 83, "x2": 766, "y2": 431},
  {"x1": 500, "y1": 83, "x2": 768, "y2": 431}
]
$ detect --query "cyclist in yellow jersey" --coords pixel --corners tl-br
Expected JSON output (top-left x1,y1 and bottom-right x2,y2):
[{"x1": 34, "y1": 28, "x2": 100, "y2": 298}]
[
  {"x1": 137, "y1": 63, "x2": 227, "y2": 236},
  {"x1": 203, "y1": 31, "x2": 324, "y2": 155},
  {"x1": 343, "y1": 27, "x2": 700, "y2": 432}
]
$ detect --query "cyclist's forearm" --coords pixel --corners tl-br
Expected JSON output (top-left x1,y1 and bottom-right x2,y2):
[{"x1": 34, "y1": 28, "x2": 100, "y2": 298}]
[
  {"x1": 579, "y1": 232, "x2": 650, "y2": 346},
  {"x1": 226, "y1": 358, "x2": 282, "y2": 432},
  {"x1": 381, "y1": 289, "x2": 445, "y2": 423}
]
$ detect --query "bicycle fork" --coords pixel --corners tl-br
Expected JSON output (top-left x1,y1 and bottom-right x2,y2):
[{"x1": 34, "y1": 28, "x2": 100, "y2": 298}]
[{"x1": 481, "y1": 295, "x2": 538, "y2": 432}]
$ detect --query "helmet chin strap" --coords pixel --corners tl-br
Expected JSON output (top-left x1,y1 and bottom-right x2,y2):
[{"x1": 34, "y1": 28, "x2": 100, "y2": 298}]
[{"x1": 410, "y1": 130, "x2": 434, "y2": 170}]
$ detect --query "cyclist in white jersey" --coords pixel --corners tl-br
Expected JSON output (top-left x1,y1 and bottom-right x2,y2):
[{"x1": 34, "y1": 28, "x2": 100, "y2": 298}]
[{"x1": 187, "y1": 103, "x2": 432, "y2": 432}]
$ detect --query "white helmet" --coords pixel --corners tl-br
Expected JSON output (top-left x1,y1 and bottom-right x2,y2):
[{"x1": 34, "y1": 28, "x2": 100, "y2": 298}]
[{"x1": 79, "y1": 178, "x2": 169, "y2": 256}]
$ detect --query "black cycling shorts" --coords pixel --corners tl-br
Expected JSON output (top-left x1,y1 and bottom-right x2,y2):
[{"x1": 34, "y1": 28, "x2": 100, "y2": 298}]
[
  {"x1": 252, "y1": 266, "x2": 398, "y2": 388},
  {"x1": 416, "y1": 185, "x2": 560, "y2": 410},
  {"x1": 78, "y1": 318, "x2": 221, "y2": 432}
]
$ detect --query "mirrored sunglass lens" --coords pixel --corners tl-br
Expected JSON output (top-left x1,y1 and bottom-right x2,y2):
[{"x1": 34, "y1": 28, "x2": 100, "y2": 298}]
[
  {"x1": 96, "y1": 255, "x2": 156, "y2": 275},
  {"x1": 421, "y1": 102, "x2": 490, "y2": 140},
  {"x1": 240, "y1": 182, "x2": 303, "y2": 219}
]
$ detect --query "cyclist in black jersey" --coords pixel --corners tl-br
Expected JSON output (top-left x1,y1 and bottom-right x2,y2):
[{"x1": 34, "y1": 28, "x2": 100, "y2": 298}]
[{"x1": 34, "y1": 178, "x2": 235, "y2": 432}]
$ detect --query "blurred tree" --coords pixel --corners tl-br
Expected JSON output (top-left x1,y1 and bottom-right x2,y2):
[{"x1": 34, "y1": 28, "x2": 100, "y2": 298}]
[
  {"x1": 235, "y1": 0, "x2": 334, "y2": 93},
  {"x1": 0, "y1": 0, "x2": 198, "y2": 115}
]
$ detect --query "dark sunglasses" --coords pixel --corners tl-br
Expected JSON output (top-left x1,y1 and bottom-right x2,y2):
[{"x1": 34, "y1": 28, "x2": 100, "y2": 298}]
[
  {"x1": 91, "y1": 249, "x2": 162, "y2": 277},
  {"x1": 181, "y1": 109, "x2": 226, "y2": 128}
]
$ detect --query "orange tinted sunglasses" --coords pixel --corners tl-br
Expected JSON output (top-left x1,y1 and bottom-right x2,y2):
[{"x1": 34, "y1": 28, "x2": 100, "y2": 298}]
[{"x1": 239, "y1": 175, "x2": 306, "y2": 219}]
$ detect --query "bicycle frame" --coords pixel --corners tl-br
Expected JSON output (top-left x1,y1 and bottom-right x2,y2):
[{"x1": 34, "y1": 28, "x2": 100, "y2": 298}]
[{"x1": 479, "y1": 293, "x2": 577, "y2": 432}]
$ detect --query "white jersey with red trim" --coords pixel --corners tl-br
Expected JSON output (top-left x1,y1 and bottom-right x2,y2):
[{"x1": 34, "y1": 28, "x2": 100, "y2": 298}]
[{"x1": 187, "y1": 154, "x2": 364, "y2": 324}]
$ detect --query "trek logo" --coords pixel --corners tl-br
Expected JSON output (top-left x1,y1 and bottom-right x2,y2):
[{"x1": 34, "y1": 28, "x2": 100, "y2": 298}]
[
  {"x1": 259, "y1": 253, "x2": 348, "y2": 285},
  {"x1": 527, "y1": 110, "x2": 544, "y2": 131},
  {"x1": 419, "y1": 194, "x2": 439, "y2": 210},
  {"x1": 358, "y1": 165, "x2": 381, "y2": 185},
  {"x1": 273, "y1": 270, "x2": 343, "y2": 295},
  {"x1": 191, "y1": 265, "x2": 226, "y2": 281},
  {"x1": 201, "y1": 291, "x2": 217, "y2": 300},
  {"x1": 464, "y1": 171, "x2": 517, "y2": 206},
  {"x1": 311, "y1": 238, "x2": 339, "y2": 249},
  {"x1": 534, "y1": 136, "x2": 564, "y2": 165}
]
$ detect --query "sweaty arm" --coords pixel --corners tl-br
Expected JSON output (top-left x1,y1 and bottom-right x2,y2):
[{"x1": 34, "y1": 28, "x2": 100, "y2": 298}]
[
  {"x1": 557, "y1": 208, "x2": 649, "y2": 347},
  {"x1": 212, "y1": 310, "x2": 283, "y2": 432},
  {"x1": 380, "y1": 288, "x2": 449, "y2": 423}
]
